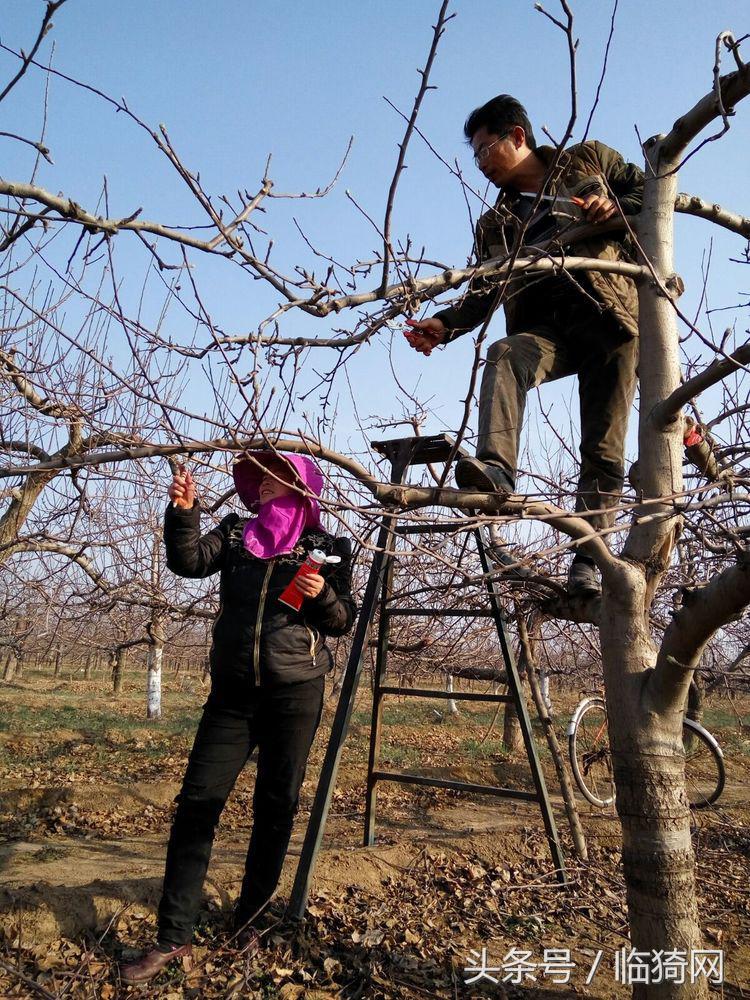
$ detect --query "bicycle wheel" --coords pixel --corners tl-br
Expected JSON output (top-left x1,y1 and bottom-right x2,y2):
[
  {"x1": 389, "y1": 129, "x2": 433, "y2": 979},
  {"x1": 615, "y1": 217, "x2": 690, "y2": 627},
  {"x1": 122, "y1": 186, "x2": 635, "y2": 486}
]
[
  {"x1": 568, "y1": 696, "x2": 614, "y2": 808},
  {"x1": 683, "y1": 719, "x2": 725, "y2": 808}
]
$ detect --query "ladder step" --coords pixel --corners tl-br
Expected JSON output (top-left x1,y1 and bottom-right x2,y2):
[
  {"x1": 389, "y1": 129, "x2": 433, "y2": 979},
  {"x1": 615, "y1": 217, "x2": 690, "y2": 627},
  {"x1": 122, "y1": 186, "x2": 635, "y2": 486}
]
[
  {"x1": 370, "y1": 770, "x2": 539, "y2": 802},
  {"x1": 377, "y1": 686, "x2": 511, "y2": 704},
  {"x1": 382, "y1": 607, "x2": 495, "y2": 618}
]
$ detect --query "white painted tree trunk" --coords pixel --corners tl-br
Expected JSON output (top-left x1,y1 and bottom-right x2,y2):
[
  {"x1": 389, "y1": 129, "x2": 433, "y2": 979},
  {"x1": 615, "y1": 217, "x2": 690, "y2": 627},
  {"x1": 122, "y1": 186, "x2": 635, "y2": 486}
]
[
  {"x1": 147, "y1": 529, "x2": 164, "y2": 720},
  {"x1": 539, "y1": 665, "x2": 551, "y2": 713},
  {"x1": 147, "y1": 641, "x2": 163, "y2": 720},
  {"x1": 445, "y1": 673, "x2": 459, "y2": 715}
]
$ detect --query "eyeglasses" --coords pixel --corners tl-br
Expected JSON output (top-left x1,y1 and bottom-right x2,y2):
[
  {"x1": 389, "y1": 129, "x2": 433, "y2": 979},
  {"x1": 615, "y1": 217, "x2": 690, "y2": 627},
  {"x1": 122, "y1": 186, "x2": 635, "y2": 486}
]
[{"x1": 473, "y1": 129, "x2": 512, "y2": 166}]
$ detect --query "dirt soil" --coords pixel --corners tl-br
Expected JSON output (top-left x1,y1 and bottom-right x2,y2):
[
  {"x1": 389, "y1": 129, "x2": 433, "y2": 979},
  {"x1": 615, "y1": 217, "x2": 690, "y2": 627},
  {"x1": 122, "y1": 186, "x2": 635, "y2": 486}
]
[{"x1": 0, "y1": 671, "x2": 748, "y2": 999}]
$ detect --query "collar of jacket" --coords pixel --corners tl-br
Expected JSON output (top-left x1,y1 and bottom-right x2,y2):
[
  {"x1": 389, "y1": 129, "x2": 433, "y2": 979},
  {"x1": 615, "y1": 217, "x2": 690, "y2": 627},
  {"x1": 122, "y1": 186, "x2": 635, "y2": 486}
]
[
  {"x1": 494, "y1": 144, "x2": 573, "y2": 213},
  {"x1": 495, "y1": 146, "x2": 576, "y2": 212}
]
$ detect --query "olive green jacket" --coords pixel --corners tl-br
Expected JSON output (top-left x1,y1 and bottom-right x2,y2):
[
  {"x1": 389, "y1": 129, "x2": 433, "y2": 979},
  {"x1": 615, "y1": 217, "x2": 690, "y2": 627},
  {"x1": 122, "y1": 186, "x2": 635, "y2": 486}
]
[{"x1": 434, "y1": 141, "x2": 643, "y2": 341}]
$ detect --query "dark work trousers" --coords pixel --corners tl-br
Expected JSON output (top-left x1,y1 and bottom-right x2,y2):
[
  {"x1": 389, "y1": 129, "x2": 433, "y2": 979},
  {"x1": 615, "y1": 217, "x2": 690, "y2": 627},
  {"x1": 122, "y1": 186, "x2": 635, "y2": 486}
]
[
  {"x1": 477, "y1": 298, "x2": 638, "y2": 535},
  {"x1": 157, "y1": 675, "x2": 325, "y2": 946}
]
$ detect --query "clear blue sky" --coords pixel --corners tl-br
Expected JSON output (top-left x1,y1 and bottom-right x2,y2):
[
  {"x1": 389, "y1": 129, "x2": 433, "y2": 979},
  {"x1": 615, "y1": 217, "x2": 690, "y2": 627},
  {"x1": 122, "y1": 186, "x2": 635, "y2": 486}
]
[{"x1": 2, "y1": 1, "x2": 749, "y2": 487}]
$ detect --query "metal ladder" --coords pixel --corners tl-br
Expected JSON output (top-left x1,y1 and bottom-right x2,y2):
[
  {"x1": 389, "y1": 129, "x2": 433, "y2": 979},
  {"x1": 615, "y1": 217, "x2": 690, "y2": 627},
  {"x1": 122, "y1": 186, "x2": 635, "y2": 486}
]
[{"x1": 288, "y1": 434, "x2": 566, "y2": 921}]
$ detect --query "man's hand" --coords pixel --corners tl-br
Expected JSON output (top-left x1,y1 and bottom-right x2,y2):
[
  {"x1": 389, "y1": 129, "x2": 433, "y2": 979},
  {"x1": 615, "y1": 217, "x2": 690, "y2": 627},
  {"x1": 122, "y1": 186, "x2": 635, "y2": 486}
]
[
  {"x1": 579, "y1": 193, "x2": 617, "y2": 224},
  {"x1": 404, "y1": 317, "x2": 447, "y2": 357},
  {"x1": 294, "y1": 572, "x2": 325, "y2": 600},
  {"x1": 168, "y1": 464, "x2": 196, "y2": 509}
]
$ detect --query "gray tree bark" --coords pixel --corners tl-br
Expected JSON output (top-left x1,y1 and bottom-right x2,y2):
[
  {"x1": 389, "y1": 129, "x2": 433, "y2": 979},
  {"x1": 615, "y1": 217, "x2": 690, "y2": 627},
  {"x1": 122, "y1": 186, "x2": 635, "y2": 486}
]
[{"x1": 597, "y1": 62, "x2": 750, "y2": 998}]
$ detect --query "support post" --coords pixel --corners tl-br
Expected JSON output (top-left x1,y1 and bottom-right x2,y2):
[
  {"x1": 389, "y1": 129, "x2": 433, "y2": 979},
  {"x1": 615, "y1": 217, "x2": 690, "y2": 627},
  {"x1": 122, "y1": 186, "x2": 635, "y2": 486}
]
[{"x1": 287, "y1": 441, "x2": 410, "y2": 921}]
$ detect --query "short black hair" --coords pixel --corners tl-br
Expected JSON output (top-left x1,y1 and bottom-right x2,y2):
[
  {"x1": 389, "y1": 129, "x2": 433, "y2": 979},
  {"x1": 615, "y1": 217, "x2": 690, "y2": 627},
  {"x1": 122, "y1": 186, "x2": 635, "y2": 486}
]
[{"x1": 464, "y1": 95, "x2": 537, "y2": 150}]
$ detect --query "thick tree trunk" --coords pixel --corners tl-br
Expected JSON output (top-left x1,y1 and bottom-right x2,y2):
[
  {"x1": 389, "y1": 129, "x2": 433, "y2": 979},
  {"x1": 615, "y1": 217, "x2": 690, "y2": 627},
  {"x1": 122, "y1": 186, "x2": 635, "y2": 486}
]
[
  {"x1": 502, "y1": 699, "x2": 523, "y2": 752},
  {"x1": 601, "y1": 576, "x2": 707, "y2": 1000},
  {"x1": 502, "y1": 646, "x2": 525, "y2": 752},
  {"x1": 53, "y1": 646, "x2": 62, "y2": 678},
  {"x1": 2, "y1": 651, "x2": 15, "y2": 682},
  {"x1": 0, "y1": 469, "x2": 57, "y2": 565}
]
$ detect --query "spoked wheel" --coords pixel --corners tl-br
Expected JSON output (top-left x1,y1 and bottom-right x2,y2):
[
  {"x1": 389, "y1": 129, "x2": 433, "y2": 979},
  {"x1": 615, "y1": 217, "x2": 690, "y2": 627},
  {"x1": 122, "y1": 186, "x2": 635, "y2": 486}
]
[
  {"x1": 568, "y1": 698, "x2": 726, "y2": 810},
  {"x1": 683, "y1": 718, "x2": 725, "y2": 808},
  {"x1": 568, "y1": 697, "x2": 614, "y2": 808}
]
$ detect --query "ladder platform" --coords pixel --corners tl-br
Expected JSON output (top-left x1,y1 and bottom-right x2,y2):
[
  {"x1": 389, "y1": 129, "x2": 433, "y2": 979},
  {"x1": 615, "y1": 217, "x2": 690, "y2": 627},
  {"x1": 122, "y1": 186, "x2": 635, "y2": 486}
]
[
  {"x1": 371, "y1": 433, "x2": 469, "y2": 469},
  {"x1": 370, "y1": 770, "x2": 539, "y2": 802},
  {"x1": 377, "y1": 685, "x2": 511, "y2": 704}
]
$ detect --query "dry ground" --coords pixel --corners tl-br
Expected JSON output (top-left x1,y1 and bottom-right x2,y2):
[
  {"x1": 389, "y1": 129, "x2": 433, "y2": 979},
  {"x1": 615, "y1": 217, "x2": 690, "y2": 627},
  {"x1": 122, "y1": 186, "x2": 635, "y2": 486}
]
[{"x1": 0, "y1": 666, "x2": 748, "y2": 999}]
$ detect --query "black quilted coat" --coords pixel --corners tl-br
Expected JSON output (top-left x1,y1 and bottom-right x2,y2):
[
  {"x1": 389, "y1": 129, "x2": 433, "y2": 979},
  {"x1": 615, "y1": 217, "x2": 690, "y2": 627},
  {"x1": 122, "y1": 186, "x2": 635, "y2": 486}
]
[{"x1": 164, "y1": 503, "x2": 357, "y2": 695}]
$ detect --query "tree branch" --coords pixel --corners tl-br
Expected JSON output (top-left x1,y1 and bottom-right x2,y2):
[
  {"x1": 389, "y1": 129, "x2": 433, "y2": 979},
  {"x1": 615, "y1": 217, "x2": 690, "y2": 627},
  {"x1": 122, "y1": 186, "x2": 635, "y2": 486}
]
[
  {"x1": 0, "y1": 433, "x2": 620, "y2": 576},
  {"x1": 322, "y1": 253, "x2": 650, "y2": 315},
  {"x1": 651, "y1": 341, "x2": 750, "y2": 429},
  {"x1": 5, "y1": 538, "x2": 106, "y2": 589},
  {"x1": 649, "y1": 552, "x2": 750, "y2": 713},
  {"x1": 0, "y1": 1, "x2": 67, "y2": 106},
  {"x1": 660, "y1": 60, "x2": 750, "y2": 163},
  {"x1": 0, "y1": 440, "x2": 51, "y2": 462},
  {"x1": 675, "y1": 192, "x2": 750, "y2": 238},
  {"x1": 0, "y1": 349, "x2": 85, "y2": 420}
]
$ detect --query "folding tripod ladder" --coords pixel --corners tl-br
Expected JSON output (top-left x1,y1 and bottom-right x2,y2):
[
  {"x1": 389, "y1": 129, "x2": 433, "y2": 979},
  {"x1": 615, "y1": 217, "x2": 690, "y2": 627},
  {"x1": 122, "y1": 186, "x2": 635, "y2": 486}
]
[{"x1": 288, "y1": 434, "x2": 566, "y2": 920}]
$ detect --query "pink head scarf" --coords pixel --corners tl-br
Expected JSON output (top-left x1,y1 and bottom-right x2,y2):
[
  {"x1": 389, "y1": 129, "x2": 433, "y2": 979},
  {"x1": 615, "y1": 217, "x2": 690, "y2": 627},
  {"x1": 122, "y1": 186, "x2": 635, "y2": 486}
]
[{"x1": 232, "y1": 452, "x2": 324, "y2": 559}]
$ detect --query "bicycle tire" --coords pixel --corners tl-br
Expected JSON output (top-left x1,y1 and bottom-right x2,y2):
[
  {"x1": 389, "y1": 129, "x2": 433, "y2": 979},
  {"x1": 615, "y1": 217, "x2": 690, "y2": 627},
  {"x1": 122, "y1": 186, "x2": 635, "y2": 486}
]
[
  {"x1": 567, "y1": 696, "x2": 614, "y2": 808},
  {"x1": 682, "y1": 718, "x2": 725, "y2": 808},
  {"x1": 568, "y1": 697, "x2": 726, "y2": 810}
]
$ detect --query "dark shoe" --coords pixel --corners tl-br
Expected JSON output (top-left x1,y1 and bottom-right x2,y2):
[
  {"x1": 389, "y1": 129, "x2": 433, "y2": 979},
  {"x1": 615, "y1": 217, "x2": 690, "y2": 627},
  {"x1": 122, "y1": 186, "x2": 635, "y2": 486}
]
[
  {"x1": 234, "y1": 923, "x2": 261, "y2": 957},
  {"x1": 455, "y1": 458, "x2": 515, "y2": 495},
  {"x1": 486, "y1": 539, "x2": 533, "y2": 581},
  {"x1": 120, "y1": 943, "x2": 193, "y2": 984},
  {"x1": 568, "y1": 559, "x2": 601, "y2": 597}
]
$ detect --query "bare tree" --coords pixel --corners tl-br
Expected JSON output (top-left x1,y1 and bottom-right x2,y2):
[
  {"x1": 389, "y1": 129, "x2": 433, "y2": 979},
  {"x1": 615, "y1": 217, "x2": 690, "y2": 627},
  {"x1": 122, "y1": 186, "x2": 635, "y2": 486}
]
[{"x1": 0, "y1": 5, "x2": 749, "y2": 999}]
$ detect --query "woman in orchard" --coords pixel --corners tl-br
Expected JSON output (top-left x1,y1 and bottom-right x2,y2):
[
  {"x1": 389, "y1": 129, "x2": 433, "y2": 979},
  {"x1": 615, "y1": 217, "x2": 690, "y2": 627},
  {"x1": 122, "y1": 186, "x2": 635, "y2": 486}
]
[{"x1": 121, "y1": 452, "x2": 357, "y2": 984}]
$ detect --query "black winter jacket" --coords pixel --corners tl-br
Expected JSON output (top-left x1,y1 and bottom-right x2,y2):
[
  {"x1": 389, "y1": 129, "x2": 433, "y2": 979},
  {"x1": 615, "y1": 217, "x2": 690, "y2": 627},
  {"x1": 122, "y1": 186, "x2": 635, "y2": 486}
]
[{"x1": 164, "y1": 503, "x2": 357, "y2": 694}]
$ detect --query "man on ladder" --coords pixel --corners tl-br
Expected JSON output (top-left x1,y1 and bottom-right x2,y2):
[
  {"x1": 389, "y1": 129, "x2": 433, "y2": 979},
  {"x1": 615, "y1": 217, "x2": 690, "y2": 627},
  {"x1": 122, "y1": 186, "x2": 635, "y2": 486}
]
[{"x1": 404, "y1": 94, "x2": 644, "y2": 597}]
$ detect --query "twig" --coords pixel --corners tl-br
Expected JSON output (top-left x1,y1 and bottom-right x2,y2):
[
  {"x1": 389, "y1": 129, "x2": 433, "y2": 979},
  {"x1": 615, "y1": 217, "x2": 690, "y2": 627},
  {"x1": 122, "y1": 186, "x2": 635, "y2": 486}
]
[
  {"x1": 0, "y1": 1, "x2": 67, "y2": 106},
  {"x1": 379, "y1": 0, "x2": 453, "y2": 294}
]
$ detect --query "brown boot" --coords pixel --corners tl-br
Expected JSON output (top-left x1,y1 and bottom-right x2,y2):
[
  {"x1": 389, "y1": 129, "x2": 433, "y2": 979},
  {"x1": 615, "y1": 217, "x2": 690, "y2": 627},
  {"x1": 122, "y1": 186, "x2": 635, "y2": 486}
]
[{"x1": 120, "y1": 943, "x2": 193, "y2": 984}]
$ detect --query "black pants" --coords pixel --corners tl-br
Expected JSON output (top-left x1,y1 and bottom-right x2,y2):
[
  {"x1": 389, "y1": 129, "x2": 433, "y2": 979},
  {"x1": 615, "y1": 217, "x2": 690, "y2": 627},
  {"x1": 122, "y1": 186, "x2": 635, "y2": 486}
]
[{"x1": 158, "y1": 676, "x2": 324, "y2": 946}]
